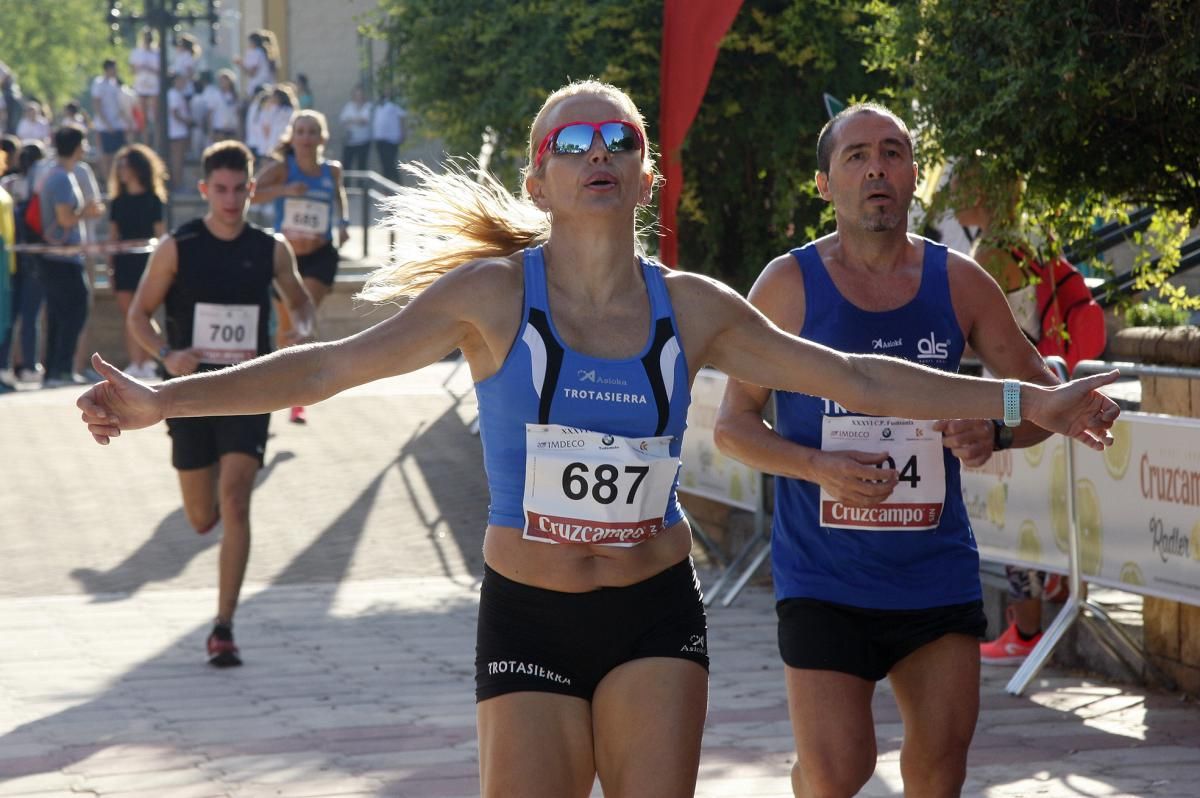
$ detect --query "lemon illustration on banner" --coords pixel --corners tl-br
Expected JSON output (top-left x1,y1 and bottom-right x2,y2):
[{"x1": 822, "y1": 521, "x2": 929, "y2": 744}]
[
  {"x1": 1075, "y1": 479, "x2": 1103, "y2": 576},
  {"x1": 1103, "y1": 420, "x2": 1132, "y2": 480},
  {"x1": 1050, "y1": 446, "x2": 1069, "y2": 553},
  {"x1": 1024, "y1": 442, "x2": 1044, "y2": 468},
  {"x1": 986, "y1": 483, "x2": 1007, "y2": 528},
  {"x1": 1119, "y1": 561, "x2": 1145, "y2": 586},
  {"x1": 1018, "y1": 520, "x2": 1042, "y2": 563}
]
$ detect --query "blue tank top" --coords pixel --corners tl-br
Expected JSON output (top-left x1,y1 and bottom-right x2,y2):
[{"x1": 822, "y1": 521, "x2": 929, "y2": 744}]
[
  {"x1": 771, "y1": 239, "x2": 980, "y2": 609},
  {"x1": 475, "y1": 246, "x2": 691, "y2": 530},
  {"x1": 272, "y1": 155, "x2": 335, "y2": 239}
]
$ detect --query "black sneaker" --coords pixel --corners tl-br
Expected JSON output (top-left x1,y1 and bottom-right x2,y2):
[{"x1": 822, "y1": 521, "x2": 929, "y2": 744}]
[{"x1": 206, "y1": 622, "x2": 242, "y2": 668}]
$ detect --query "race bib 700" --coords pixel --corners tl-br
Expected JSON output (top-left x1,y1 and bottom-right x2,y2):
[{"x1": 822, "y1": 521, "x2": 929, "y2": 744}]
[{"x1": 191, "y1": 303, "x2": 258, "y2": 365}]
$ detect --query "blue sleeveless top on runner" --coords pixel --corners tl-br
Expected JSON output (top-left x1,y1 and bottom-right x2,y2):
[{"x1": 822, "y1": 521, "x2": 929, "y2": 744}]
[
  {"x1": 475, "y1": 246, "x2": 691, "y2": 531},
  {"x1": 771, "y1": 238, "x2": 981, "y2": 609},
  {"x1": 272, "y1": 155, "x2": 335, "y2": 239}
]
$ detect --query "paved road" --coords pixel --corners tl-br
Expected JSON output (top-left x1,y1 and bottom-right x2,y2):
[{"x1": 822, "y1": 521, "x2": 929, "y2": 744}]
[{"x1": 2, "y1": 363, "x2": 1197, "y2": 796}]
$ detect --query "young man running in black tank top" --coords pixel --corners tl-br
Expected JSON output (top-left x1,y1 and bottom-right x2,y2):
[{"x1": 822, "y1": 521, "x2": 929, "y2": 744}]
[{"x1": 126, "y1": 141, "x2": 315, "y2": 666}]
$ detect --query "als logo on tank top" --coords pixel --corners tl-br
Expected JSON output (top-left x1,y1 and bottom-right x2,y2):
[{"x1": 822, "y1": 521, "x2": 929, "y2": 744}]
[{"x1": 916, "y1": 331, "x2": 951, "y2": 361}]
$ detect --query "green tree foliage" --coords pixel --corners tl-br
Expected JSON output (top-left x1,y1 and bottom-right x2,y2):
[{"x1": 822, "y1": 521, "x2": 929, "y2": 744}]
[
  {"x1": 866, "y1": 0, "x2": 1200, "y2": 309},
  {"x1": 366, "y1": 0, "x2": 886, "y2": 288},
  {"x1": 0, "y1": 0, "x2": 124, "y2": 111}
]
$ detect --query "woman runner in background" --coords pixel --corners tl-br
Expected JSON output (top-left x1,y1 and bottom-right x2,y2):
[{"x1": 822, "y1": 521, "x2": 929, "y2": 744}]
[{"x1": 251, "y1": 109, "x2": 347, "y2": 424}]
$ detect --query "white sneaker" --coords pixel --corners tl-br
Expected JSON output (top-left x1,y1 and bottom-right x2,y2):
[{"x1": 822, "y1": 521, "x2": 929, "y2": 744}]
[
  {"x1": 15, "y1": 366, "x2": 43, "y2": 383},
  {"x1": 0, "y1": 368, "x2": 14, "y2": 388}
]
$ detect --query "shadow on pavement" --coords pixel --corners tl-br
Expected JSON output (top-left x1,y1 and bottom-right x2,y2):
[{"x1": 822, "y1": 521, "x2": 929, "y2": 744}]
[{"x1": 68, "y1": 451, "x2": 297, "y2": 600}]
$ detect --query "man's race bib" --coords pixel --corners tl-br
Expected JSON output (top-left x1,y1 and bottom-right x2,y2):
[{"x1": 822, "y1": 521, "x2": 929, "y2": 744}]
[
  {"x1": 523, "y1": 424, "x2": 678, "y2": 547},
  {"x1": 819, "y1": 416, "x2": 946, "y2": 531},
  {"x1": 280, "y1": 197, "x2": 330, "y2": 238},
  {"x1": 192, "y1": 303, "x2": 258, "y2": 365}
]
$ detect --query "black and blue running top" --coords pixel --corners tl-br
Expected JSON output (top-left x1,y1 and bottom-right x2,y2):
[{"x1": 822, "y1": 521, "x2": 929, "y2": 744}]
[{"x1": 474, "y1": 245, "x2": 691, "y2": 531}]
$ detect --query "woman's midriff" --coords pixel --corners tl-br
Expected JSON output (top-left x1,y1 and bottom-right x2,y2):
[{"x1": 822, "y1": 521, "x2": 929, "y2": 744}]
[
  {"x1": 286, "y1": 233, "x2": 328, "y2": 256},
  {"x1": 482, "y1": 519, "x2": 693, "y2": 593}
]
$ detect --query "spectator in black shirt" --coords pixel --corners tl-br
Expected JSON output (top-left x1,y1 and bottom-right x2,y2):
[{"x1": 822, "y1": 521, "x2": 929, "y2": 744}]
[{"x1": 107, "y1": 143, "x2": 167, "y2": 378}]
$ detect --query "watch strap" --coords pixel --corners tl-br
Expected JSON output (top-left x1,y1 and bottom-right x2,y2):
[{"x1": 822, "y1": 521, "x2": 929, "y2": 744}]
[{"x1": 1003, "y1": 379, "x2": 1021, "y2": 427}]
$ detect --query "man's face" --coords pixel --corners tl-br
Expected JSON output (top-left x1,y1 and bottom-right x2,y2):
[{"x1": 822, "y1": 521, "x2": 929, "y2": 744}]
[
  {"x1": 818, "y1": 111, "x2": 917, "y2": 234},
  {"x1": 200, "y1": 167, "x2": 252, "y2": 224}
]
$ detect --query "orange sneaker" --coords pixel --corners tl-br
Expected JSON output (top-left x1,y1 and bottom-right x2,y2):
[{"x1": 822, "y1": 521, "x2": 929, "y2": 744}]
[{"x1": 980, "y1": 621, "x2": 1042, "y2": 664}]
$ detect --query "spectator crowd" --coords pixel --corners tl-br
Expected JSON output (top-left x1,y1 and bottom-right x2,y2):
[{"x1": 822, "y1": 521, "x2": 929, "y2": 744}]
[{"x1": 0, "y1": 27, "x2": 408, "y2": 392}]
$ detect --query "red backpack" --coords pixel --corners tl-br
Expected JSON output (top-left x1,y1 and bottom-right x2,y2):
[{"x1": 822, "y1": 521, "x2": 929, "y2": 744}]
[
  {"x1": 1023, "y1": 254, "x2": 1107, "y2": 373},
  {"x1": 22, "y1": 191, "x2": 43, "y2": 238}
]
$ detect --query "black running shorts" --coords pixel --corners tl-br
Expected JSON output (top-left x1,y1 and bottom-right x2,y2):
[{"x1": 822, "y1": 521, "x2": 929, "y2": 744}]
[
  {"x1": 475, "y1": 558, "x2": 710, "y2": 702},
  {"x1": 296, "y1": 240, "x2": 339, "y2": 287},
  {"x1": 166, "y1": 413, "x2": 270, "y2": 471},
  {"x1": 777, "y1": 597, "x2": 987, "y2": 682}
]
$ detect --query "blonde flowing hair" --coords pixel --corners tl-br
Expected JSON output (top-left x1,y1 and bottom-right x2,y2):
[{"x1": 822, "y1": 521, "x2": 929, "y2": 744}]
[{"x1": 359, "y1": 79, "x2": 659, "y2": 305}]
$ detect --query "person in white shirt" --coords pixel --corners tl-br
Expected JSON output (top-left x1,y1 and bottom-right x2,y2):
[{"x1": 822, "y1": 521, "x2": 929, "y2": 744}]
[
  {"x1": 338, "y1": 86, "x2": 372, "y2": 171},
  {"x1": 205, "y1": 70, "x2": 239, "y2": 142},
  {"x1": 188, "y1": 72, "x2": 213, "y2": 156},
  {"x1": 171, "y1": 34, "x2": 200, "y2": 98},
  {"x1": 371, "y1": 94, "x2": 406, "y2": 184},
  {"x1": 234, "y1": 30, "x2": 278, "y2": 96},
  {"x1": 259, "y1": 85, "x2": 297, "y2": 159},
  {"x1": 128, "y1": 28, "x2": 160, "y2": 147},
  {"x1": 243, "y1": 85, "x2": 272, "y2": 158},
  {"x1": 166, "y1": 72, "x2": 191, "y2": 191},
  {"x1": 16, "y1": 102, "x2": 50, "y2": 145},
  {"x1": 91, "y1": 59, "x2": 128, "y2": 180}
]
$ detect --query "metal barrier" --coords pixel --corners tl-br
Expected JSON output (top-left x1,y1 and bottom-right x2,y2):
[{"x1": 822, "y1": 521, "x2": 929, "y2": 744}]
[
  {"x1": 343, "y1": 169, "x2": 404, "y2": 260},
  {"x1": 1002, "y1": 358, "x2": 1197, "y2": 695}
]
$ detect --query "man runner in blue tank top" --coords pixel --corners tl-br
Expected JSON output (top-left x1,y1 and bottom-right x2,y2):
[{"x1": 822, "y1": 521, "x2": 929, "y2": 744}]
[
  {"x1": 716, "y1": 104, "x2": 1062, "y2": 797},
  {"x1": 126, "y1": 141, "x2": 315, "y2": 667}
]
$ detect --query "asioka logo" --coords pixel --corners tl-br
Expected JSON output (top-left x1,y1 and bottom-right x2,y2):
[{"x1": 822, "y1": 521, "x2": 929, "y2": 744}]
[
  {"x1": 577, "y1": 369, "x2": 627, "y2": 386},
  {"x1": 873, "y1": 337, "x2": 903, "y2": 350},
  {"x1": 917, "y1": 332, "x2": 950, "y2": 360}
]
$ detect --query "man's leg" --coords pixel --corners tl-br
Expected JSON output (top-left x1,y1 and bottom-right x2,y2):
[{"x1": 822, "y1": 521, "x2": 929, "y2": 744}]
[
  {"x1": 888, "y1": 633, "x2": 980, "y2": 797},
  {"x1": 214, "y1": 451, "x2": 259, "y2": 623},
  {"x1": 176, "y1": 464, "x2": 219, "y2": 532},
  {"x1": 785, "y1": 667, "x2": 878, "y2": 798}
]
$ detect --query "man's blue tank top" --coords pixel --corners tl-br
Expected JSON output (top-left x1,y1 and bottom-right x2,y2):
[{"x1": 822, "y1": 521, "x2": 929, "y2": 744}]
[
  {"x1": 475, "y1": 246, "x2": 691, "y2": 531},
  {"x1": 771, "y1": 239, "x2": 981, "y2": 609},
  {"x1": 272, "y1": 155, "x2": 335, "y2": 239}
]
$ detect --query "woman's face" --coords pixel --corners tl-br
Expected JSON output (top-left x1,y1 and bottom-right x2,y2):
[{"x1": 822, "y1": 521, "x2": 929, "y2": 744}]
[
  {"x1": 526, "y1": 93, "x2": 650, "y2": 220},
  {"x1": 352, "y1": 87, "x2": 365, "y2": 104},
  {"x1": 219, "y1": 74, "x2": 233, "y2": 92},
  {"x1": 291, "y1": 118, "x2": 324, "y2": 151},
  {"x1": 116, "y1": 156, "x2": 133, "y2": 185}
]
